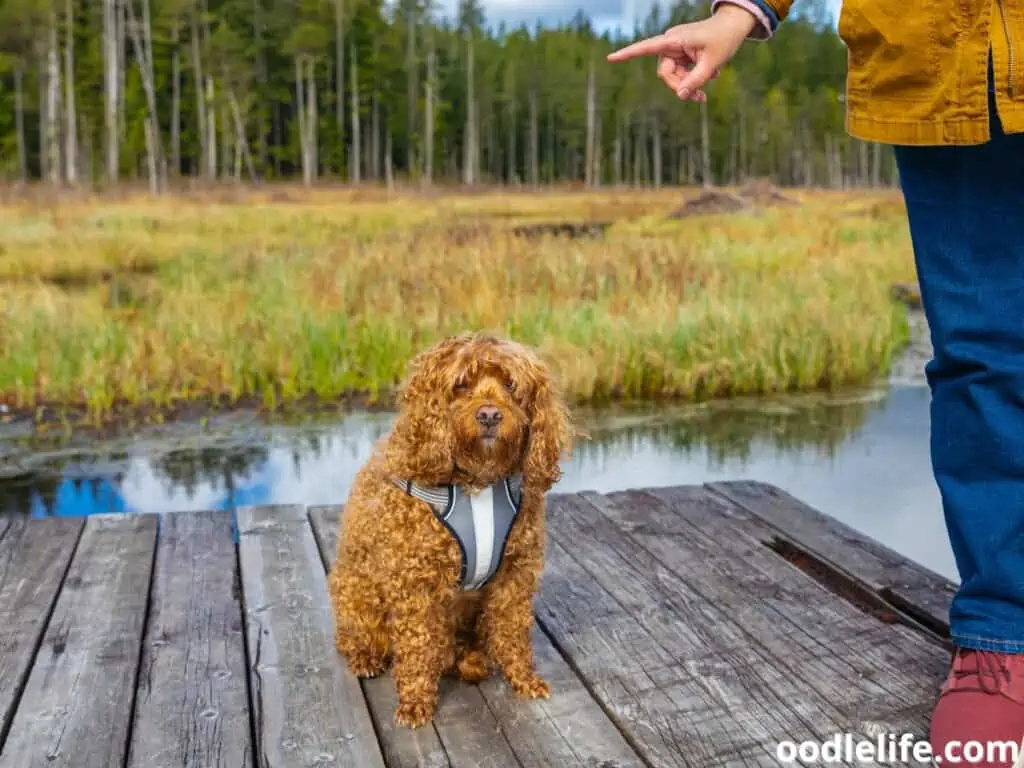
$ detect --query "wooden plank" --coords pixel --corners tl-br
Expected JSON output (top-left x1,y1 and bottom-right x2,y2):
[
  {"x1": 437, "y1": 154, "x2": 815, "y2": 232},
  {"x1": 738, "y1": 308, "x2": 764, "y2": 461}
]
[
  {"x1": 309, "y1": 505, "x2": 645, "y2": 768},
  {"x1": 0, "y1": 517, "x2": 84, "y2": 744},
  {"x1": 126, "y1": 511, "x2": 254, "y2": 768},
  {"x1": 476, "y1": 626, "x2": 650, "y2": 768},
  {"x1": 706, "y1": 480, "x2": 955, "y2": 633},
  {"x1": 542, "y1": 490, "x2": 936, "y2": 767},
  {"x1": 536, "y1": 532, "x2": 798, "y2": 765},
  {"x1": 0, "y1": 514, "x2": 157, "y2": 768},
  {"x1": 236, "y1": 505, "x2": 386, "y2": 768},
  {"x1": 598, "y1": 487, "x2": 946, "y2": 725}
]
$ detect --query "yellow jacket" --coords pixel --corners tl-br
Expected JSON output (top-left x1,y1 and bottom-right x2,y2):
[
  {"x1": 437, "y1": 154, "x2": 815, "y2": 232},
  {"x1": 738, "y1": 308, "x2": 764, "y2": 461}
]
[{"x1": 757, "y1": 0, "x2": 1024, "y2": 144}]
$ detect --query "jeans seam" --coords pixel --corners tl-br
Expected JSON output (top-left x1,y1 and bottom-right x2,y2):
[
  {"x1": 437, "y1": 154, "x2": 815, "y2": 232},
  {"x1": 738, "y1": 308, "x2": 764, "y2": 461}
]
[{"x1": 952, "y1": 633, "x2": 1024, "y2": 653}]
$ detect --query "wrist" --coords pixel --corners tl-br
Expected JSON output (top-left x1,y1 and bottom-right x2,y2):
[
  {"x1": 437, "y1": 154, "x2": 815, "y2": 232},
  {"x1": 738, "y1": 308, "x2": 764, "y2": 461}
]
[{"x1": 711, "y1": 0, "x2": 772, "y2": 39}]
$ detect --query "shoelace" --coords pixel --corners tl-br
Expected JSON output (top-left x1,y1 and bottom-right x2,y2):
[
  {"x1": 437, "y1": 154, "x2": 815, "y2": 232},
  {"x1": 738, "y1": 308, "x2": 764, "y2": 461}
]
[{"x1": 952, "y1": 649, "x2": 1013, "y2": 693}]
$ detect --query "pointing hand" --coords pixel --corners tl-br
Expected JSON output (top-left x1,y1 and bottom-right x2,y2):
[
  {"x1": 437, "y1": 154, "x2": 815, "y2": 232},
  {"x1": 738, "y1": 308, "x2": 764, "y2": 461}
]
[{"x1": 606, "y1": 5, "x2": 759, "y2": 102}]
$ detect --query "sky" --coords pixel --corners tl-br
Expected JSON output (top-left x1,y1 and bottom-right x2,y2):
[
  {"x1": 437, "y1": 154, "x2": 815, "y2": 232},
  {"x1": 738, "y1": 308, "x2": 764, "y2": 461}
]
[{"x1": 435, "y1": 0, "x2": 842, "y2": 35}]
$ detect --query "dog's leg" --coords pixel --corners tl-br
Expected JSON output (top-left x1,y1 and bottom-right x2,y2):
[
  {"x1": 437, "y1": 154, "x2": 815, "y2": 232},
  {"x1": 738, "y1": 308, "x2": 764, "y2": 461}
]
[
  {"x1": 389, "y1": 585, "x2": 457, "y2": 728},
  {"x1": 453, "y1": 600, "x2": 489, "y2": 683},
  {"x1": 328, "y1": 562, "x2": 390, "y2": 678},
  {"x1": 480, "y1": 558, "x2": 549, "y2": 699}
]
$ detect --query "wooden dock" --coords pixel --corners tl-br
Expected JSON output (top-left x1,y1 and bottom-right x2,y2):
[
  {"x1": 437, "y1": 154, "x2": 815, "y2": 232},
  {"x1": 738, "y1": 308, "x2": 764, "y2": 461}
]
[{"x1": 0, "y1": 481, "x2": 954, "y2": 768}]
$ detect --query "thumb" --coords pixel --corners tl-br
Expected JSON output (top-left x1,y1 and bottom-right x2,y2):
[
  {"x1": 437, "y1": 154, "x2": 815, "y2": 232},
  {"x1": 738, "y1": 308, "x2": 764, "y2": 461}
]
[{"x1": 674, "y1": 56, "x2": 717, "y2": 99}]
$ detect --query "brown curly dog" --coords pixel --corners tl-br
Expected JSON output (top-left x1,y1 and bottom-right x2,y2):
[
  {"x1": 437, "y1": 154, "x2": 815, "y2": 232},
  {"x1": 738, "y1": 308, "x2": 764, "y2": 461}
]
[{"x1": 327, "y1": 332, "x2": 573, "y2": 728}]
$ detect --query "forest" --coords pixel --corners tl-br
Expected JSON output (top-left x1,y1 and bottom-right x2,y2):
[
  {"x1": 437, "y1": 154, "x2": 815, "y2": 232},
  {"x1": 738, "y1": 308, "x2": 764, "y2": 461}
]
[{"x1": 0, "y1": 0, "x2": 896, "y2": 192}]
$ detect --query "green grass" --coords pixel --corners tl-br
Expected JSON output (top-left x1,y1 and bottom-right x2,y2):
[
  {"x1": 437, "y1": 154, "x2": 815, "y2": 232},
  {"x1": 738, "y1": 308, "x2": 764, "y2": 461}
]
[{"x1": 0, "y1": 185, "x2": 917, "y2": 424}]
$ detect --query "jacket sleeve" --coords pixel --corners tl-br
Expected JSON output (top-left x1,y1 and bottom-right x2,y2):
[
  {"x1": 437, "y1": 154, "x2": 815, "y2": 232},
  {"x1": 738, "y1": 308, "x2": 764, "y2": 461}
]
[{"x1": 711, "y1": 0, "x2": 793, "y2": 39}]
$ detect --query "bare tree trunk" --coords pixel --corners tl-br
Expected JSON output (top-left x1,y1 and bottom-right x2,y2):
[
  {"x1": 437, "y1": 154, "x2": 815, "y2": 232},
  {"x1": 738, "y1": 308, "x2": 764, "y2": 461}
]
[
  {"x1": 125, "y1": 0, "x2": 163, "y2": 193},
  {"x1": 371, "y1": 88, "x2": 380, "y2": 179},
  {"x1": 384, "y1": 127, "x2": 393, "y2": 189},
  {"x1": 171, "y1": 21, "x2": 181, "y2": 176},
  {"x1": 613, "y1": 125, "x2": 622, "y2": 186},
  {"x1": 652, "y1": 116, "x2": 662, "y2": 188},
  {"x1": 306, "y1": 56, "x2": 318, "y2": 183},
  {"x1": 738, "y1": 96, "x2": 747, "y2": 181},
  {"x1": 584, "y1": 58, "x2": 596, "y2": 187},
  {"x1": 64, "y1": 0, "x2": 77, "y2": 185},
  {"x1": 296, "y1": 57, "x2": 310, "y2": 185},
  {"x1": 14, "y1": 63, "x2": 27, "y2": 184},
  {"x1": 206, "y1": 76, "x2": 216, "y2": 179},
  {"x1": 528, "y1": 88, "x2": 538, "y2": 187},
  {"x1": 228, "y1": 88, "x2": 256, "y2": 181},
  {"x1": 202, "y1": 0, "x2": 216, "y2": 178},
  {"x1": 424, "y1": 42, "x2": 435, "y2": 185},
  {"x1": 46, "y1": 12, "x2": 62, "y2": 186},
  {"x1": 504, "y1": 61, "x2": 516, "y2": 184},
  {"x1": 870, "y1": 141, "x2": 882, "y2": 186},
  {"x1": 463, "y1": 34, "x2": 475, "y2": 185},
  {"x1": 700, "y1": 100, "x2": 712, "y2": 188},
  {"x1": 334, "y1": 0, "x2": 345, "y2": 177},
  {"x1": 117, "y1": 0, "x2": 126, "y2": 140},
  {"x1": 349, "y1": 40, "x2": 360, "y2": 182},
  {"x1": 219, "y1": 97, "x2": 230, "y2": 178},
  {"x1": 405, "y1": 3, "x2": 417, "y2": 175},
  {"x1": 190, "y1": 6, "x2": 208, "y2": 178}
]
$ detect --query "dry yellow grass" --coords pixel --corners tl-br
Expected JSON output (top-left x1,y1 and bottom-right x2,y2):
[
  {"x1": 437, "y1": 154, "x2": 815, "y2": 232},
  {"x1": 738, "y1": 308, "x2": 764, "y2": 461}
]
[{"x1": 0, "y1": 185, "x2": 917, "y2": 423}]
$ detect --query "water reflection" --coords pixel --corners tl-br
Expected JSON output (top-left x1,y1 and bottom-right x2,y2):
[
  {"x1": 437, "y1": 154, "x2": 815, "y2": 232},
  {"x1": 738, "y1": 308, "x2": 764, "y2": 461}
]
[{"x1": 0, "y1": 385, "x2": 953, "y2": 581}]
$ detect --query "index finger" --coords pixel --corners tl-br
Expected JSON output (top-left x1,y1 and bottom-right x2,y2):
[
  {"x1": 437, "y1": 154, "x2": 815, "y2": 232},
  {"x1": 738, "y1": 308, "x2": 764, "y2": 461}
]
[{"x1": 607, "y1": 34, "x2": 678, "y2": 61}]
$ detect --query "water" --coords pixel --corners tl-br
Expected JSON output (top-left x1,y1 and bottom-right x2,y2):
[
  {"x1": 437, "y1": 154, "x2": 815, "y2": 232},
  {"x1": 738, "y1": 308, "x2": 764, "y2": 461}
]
[{"x1": 0, "y1": 311, "x2": 955, "y2": 582}]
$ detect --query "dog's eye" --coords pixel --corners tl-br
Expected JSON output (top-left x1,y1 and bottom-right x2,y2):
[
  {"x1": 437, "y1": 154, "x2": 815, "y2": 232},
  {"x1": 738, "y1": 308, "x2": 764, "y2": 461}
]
[{"x1": 505, "y1": 380, "x2": 516, "y2": 392}]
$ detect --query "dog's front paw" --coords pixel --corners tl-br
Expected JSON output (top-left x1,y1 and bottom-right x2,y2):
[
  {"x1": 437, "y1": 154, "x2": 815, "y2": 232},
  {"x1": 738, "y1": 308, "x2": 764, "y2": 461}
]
[
  {"x1": 394, "y1": 699, "x2": 436, "y2": 729},
  {"x1": 508, "y1": 672, "x2": 550, "y2": 699},
  {"x1": 347, "y1": 653, "x2": 387, "y2": 679},
  {"x1": 456, "y1": 650, "x2": 490, "y2": 683}
]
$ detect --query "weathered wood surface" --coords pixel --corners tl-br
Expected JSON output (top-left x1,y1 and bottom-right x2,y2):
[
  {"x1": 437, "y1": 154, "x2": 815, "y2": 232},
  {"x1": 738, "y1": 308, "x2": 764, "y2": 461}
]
[
  {"x1": 0, "y1": 515, "x2": 156, "y2": 768},
  {"x1": 0, "y1": 517, "x2": 83, "y2": 745},
  {"x1": 126, "y1": 511, "x2": 253, "y2": 768},
  {"x1": 0, "y1": 482, "x2": 951, "y2": 768},
  {"x1": 707, "y1": 480, "x2": 956, "y2": 634},
  {"x1": 237, "y1": 504, "x2": 386, "y2": 768}
]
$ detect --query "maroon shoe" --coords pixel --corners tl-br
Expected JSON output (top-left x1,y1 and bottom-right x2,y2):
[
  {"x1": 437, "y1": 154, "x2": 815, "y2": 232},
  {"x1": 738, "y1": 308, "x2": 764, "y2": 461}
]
[{"x1": 929, "y1": 648, "x2": 1024, "y2": 767}]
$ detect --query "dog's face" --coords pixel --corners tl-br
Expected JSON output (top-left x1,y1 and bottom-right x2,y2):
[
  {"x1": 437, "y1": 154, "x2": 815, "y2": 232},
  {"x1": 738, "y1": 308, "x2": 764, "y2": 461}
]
[{"x1": 384, "y1": 333, "x2": 572, "y2": 491}]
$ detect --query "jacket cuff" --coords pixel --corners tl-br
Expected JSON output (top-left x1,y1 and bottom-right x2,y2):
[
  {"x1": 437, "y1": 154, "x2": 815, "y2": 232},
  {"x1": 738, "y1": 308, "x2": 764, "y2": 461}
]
[{"x1": 711, "y1": 0, "x2": 776, "y2": 40}]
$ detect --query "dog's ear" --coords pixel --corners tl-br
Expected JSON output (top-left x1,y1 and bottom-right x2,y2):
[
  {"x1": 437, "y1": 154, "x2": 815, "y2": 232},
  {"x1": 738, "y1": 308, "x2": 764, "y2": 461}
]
[
  {"x1": 522, "y1": 363, "x2": 573, "y2": 493},
  {"x1": 384, "y1": 338, "x2": 461, "y2": 485}
]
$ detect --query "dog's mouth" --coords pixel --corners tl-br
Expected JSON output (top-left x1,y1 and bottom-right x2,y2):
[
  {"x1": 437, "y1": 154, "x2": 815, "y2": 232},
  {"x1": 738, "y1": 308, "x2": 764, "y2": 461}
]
[{"x1": 480, "y1": 428, "x2": 499, "y2": 447}]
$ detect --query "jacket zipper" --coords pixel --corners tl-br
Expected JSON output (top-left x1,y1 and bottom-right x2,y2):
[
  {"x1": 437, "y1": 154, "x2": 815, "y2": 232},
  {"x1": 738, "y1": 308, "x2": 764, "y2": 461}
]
[{"x1": 996, "y1": 0, "x2": 1016, "y2": 96}]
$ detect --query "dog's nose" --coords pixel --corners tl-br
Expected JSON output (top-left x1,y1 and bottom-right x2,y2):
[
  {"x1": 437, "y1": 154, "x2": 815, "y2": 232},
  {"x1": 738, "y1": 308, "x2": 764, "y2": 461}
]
[{"x1": 476, "y1": 405, "x2": 502, "y2": 428}]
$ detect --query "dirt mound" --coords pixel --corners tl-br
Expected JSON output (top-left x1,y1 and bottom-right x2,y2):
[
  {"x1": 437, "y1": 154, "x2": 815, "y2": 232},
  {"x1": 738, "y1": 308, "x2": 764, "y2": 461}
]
[
  {"x1": 510, "y1": 220, "x2": 611, "y2": 240},
  {"x1": 736, "y1": 178, "x2": 801, "y2": 206},
  {"x1": 669, "y1": 191, "x2": 751, "y2": 219},
  {"x1": 890, "y1": 281, "x2": 922, "y2": 309},
  {"x1": 669, "y1": 178, "x2": 800, "y2": 219}
]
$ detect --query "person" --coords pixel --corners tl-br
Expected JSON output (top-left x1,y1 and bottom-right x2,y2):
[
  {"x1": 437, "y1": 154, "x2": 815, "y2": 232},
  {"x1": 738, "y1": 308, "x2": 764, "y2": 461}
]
[{"x1": 607, "y1": 2, "x2": 1024, "y2": 766}]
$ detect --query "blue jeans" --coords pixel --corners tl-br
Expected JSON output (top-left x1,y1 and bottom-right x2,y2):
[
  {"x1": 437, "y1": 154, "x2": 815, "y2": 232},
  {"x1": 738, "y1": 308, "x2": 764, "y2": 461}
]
[{"x1": 894, "y1": 84, "x2": 1024, "y2": 652}]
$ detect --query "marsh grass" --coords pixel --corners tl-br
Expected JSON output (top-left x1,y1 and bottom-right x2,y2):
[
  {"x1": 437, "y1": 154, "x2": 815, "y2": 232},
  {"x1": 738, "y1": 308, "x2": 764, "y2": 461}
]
[{"x1": 0, "y1": 185, "x2": 916, "y2": 423}]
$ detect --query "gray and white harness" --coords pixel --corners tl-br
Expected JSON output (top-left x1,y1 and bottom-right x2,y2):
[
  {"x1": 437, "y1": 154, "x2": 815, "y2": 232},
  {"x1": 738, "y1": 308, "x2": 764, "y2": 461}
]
[{"x1": 391, "y1": 475, "x2": 523, "y2": 590}]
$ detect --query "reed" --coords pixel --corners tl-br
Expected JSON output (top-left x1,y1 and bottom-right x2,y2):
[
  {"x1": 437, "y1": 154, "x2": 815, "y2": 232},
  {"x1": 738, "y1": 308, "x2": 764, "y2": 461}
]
[{"x1": 0, "y1": 185, "x2": 916, "y2": 423}]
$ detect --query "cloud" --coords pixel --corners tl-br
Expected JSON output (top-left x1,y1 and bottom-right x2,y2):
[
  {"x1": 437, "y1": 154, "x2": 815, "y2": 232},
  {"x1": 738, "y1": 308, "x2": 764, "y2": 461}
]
[
  {"x1": 434, "y1": 0, "x2": 839, "y2": 33},
  {"x1": 433, "y1": 0, "x2": 658, "y2": 34}
]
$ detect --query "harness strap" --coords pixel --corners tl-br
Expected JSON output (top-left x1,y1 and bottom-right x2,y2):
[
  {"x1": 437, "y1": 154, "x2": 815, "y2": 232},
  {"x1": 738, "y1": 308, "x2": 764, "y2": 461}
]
[
  {"x1": 390, "y1": 474, "x2": 524, "y2": 591},
  {"x1": 388, "y1": 476, "x2": 451, "y2": 517}
]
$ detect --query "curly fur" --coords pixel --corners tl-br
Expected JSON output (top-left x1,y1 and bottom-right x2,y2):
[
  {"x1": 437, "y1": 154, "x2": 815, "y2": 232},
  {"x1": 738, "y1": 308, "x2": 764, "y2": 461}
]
[{"x1": 327, "y1": 332, "x2": 573, "y2": 728}]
